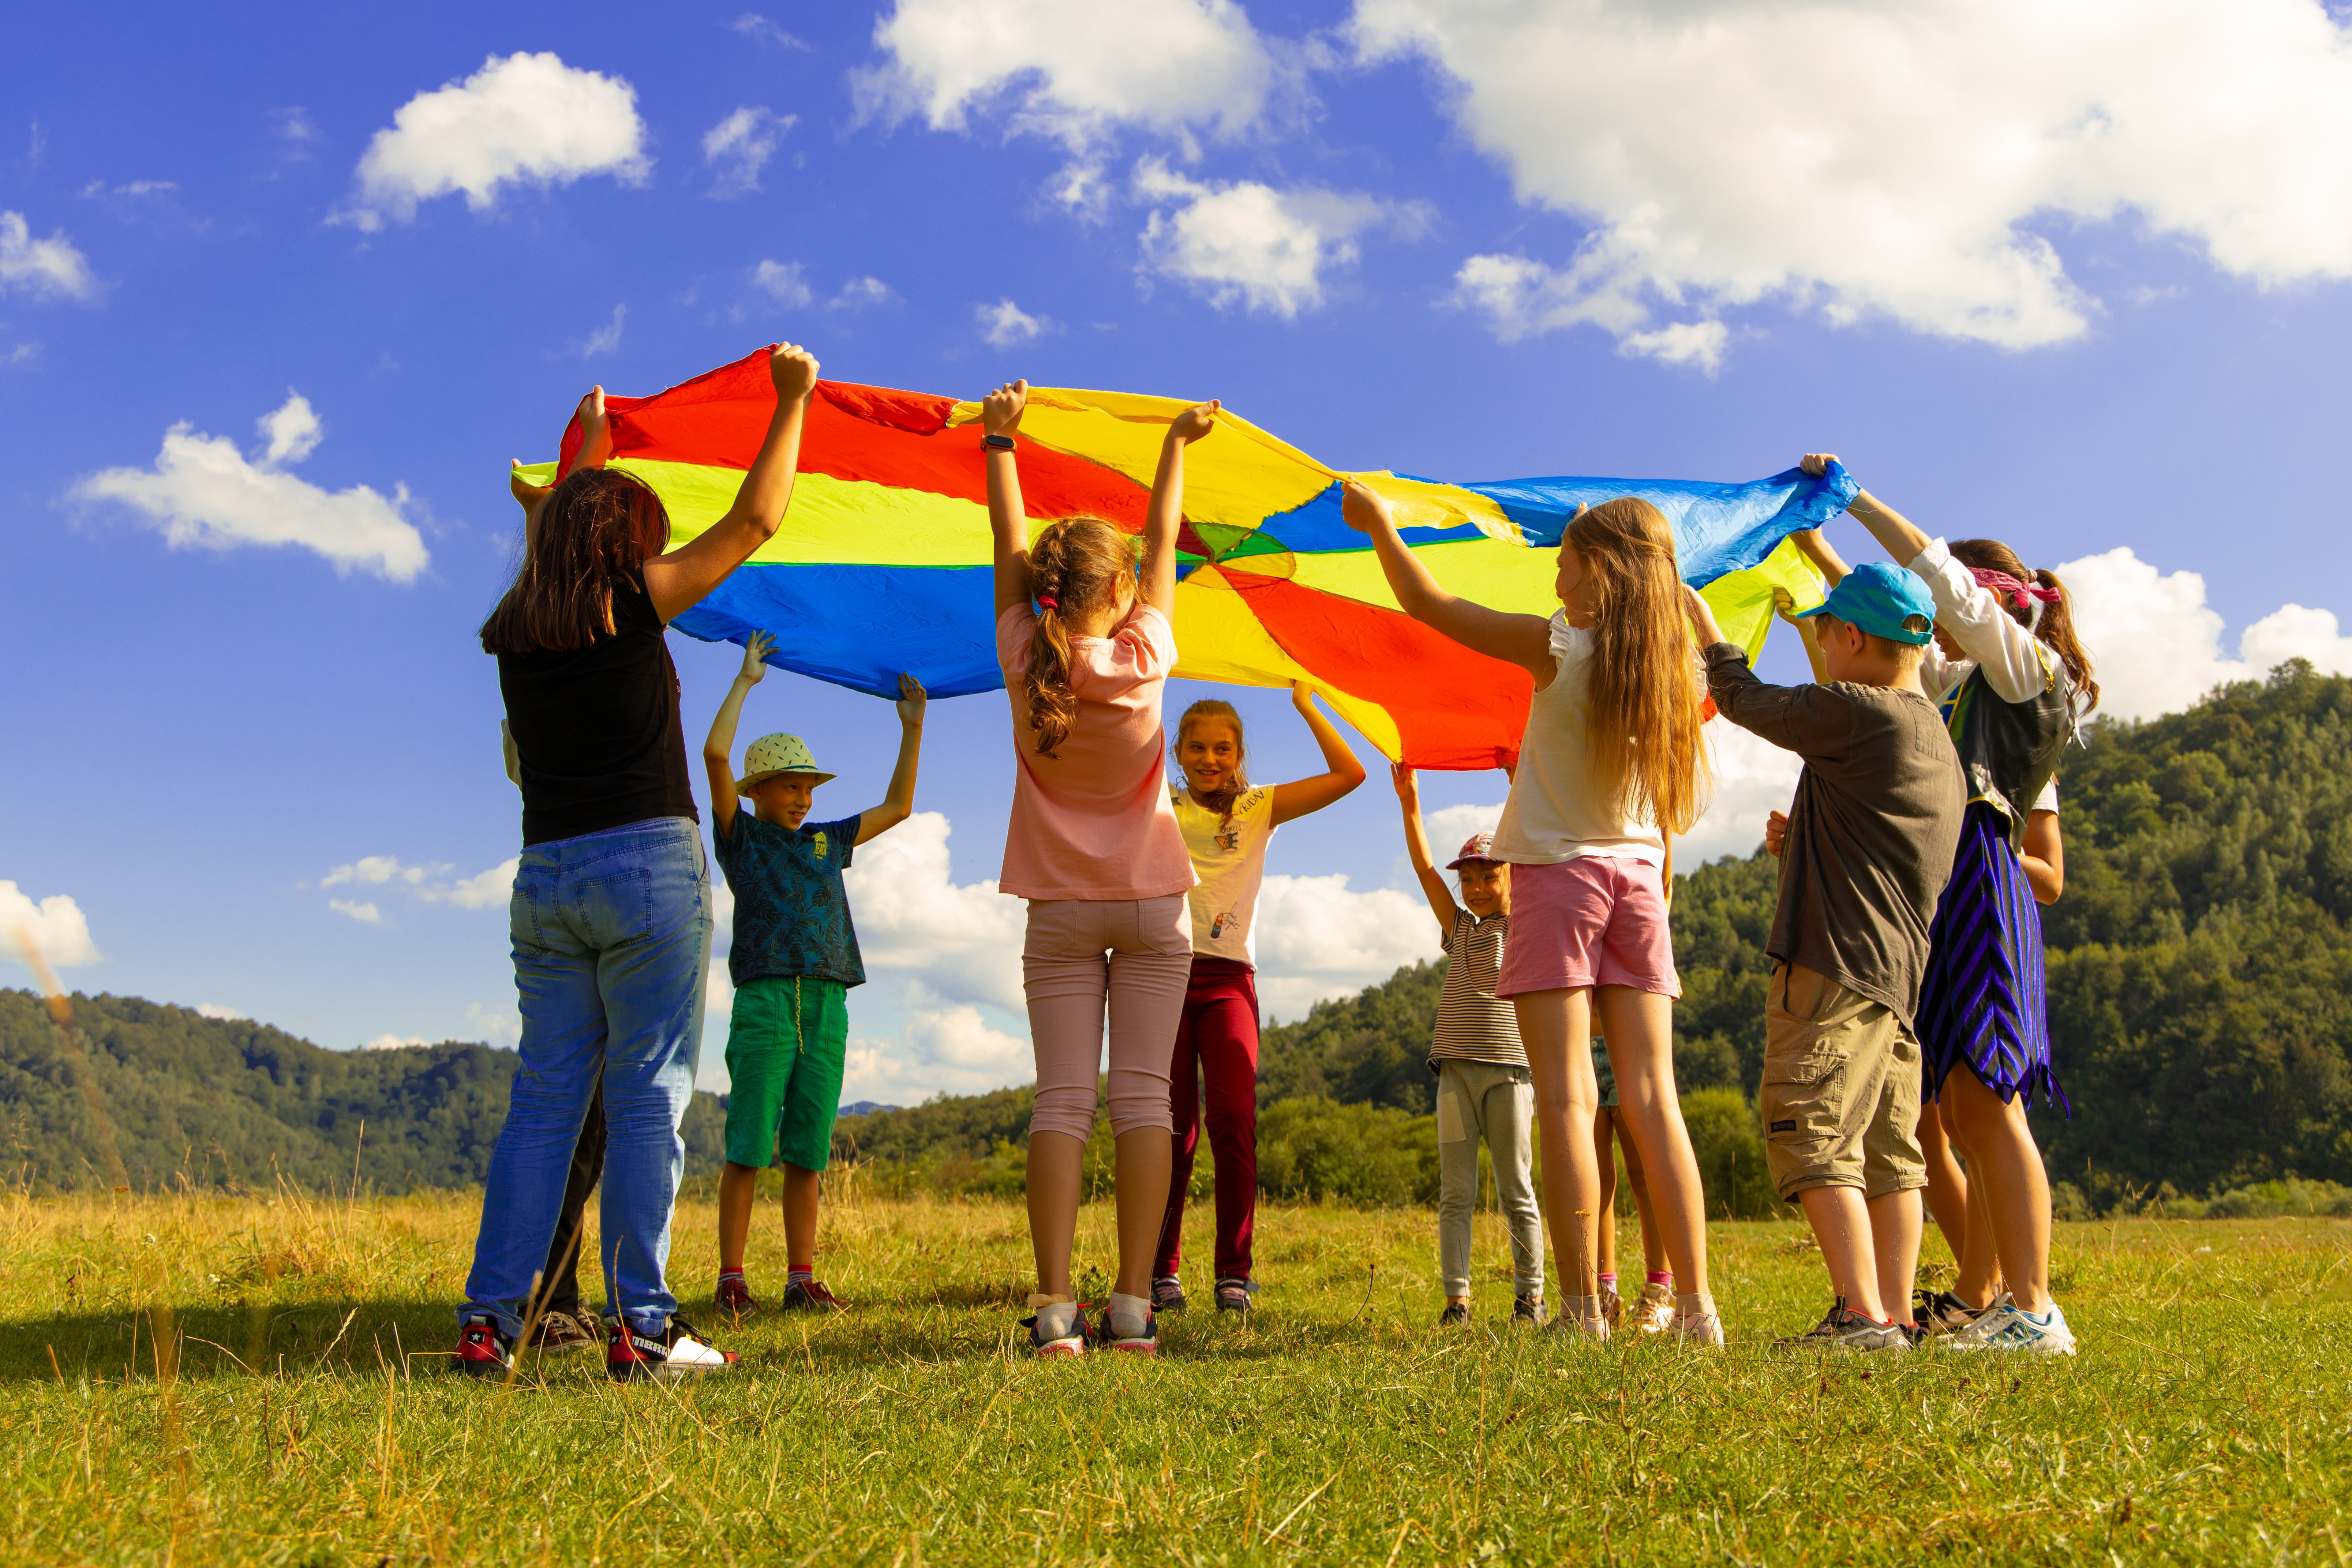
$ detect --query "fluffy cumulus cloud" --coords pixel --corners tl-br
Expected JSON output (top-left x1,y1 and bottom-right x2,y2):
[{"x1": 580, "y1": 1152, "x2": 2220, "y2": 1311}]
[
  {"x1": 194, "y1": 1003, "x2": 247, "y2": 1021},
  {"x1": 856, "y1": 0, "x2": 1274, "y2": 151},
  {"x1": 72, "y1": 391, "x2": 427, "y2": 582},
  {"x1": 1682, "y1": 721, "x2": 1804, "y2": 866},
  {"x1": 1, "y1": 882, "x2": 101, "y2": 968},
  {"x1": 318, "y1": 854, "x2": 516, "y2": 919},
  {"x1": 1254, "y1": 874, "x2": 1441, "y2": 1020},
  {"x1": 842, "y1": 812, "x2": 1026, "y2": 1011},
  {"x1": 702, "y1": 106, "x2": 795, "y2": 198},
  {"x1": 975, "y1": 297, "x2": 1051, "y2": 347},
  {"x1": 841, "y1": 986, "x2": 1034, "y2": 1105},
  {"x1": 0, "y1": 211, "x2": 98, "y2": 301},
  {"x1": 1354, "y1": 0, "x2": 2352, "y2": 363},
  {"x1": 1133, "y1": 157, "x2": 1424, "y2": 317},
  {"x1": 330, "y1": 899, "x2": 384, "y2": 926},
  {"x1": 360, "y1": 1034, "x2": 430, "y2": 1051},
  {"x1": 340, "y1": 52, "x2": 648, "y2": 230},
  {"x1": 2053, "y1": 547, "x2": 2352, "y2": 721},
  {"x1": 752, "y1": 259, "x2": 812, "y2": 307}
]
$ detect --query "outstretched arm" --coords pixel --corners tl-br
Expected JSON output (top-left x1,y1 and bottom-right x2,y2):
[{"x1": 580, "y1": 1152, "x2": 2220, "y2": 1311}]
[
  {"x1": 1392, "y1": 764, "x2": 1458, "y2": 933},
  {"x1": 1141, "y1": 401, "x2": 1219, "y2": 619},
  {"x1": 984, "y1": 381, "x2": 1032, "y2": 616},
  {"x1": 1802, "y1": 454, "x2": 1930, "y2": 567},
  {"x1": 855, "y1": 675, "x2": 928, "y2": 846},
  {"x1": 1269, "y1": 683, "x2": 1367, "y2": 826},
  {"x1": 1341, "y1": 482, "x2": 1553, "y2": 680},
  {"x1": 702, "y1": 632, "x2": 771, "y2": 838},
  {"x1": 645, "y1": 344, "x2": 821, "y2": 623}
]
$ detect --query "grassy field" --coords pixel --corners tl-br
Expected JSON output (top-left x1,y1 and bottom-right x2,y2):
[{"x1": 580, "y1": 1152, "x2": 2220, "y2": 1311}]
[{"x1": 3, "y1": 1180, "x2": 2348, "y2": 1568}]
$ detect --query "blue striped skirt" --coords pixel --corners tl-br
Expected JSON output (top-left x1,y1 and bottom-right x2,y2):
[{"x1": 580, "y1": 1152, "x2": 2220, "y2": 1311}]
[{"x1": 1918, "y1": 802, "x2": 2069, "y2": 1113}]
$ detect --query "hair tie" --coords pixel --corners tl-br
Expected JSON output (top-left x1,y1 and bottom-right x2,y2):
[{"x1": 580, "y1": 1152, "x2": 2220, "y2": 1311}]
[
  {"x1": 1970, "y1": 567, "x2": 2061, "y2": 609},
  {"x1": 1036, "y1": 595, "x2": 1058, "y2": 612}
]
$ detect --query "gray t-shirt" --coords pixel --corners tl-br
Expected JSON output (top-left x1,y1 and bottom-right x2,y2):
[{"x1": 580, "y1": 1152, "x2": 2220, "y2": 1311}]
[{"x1": 1704, "y1": 644, "x2": 1966, "y2": 1023}]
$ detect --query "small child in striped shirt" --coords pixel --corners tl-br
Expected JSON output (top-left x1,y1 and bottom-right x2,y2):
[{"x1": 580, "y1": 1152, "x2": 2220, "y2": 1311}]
[{"x1": 1394, "y1": 765, "x2": 1546, "y2": 1328}]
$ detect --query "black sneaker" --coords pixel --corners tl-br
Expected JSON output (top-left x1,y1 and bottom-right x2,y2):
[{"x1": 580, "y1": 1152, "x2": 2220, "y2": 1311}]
[
  {"x1": 1439, "y1": 1301, "x2": 1470, "y2": 1327},
  {"x1": 455, "y1": 1314, "x2": 517, "y2": 1378},
  {"x1": 1099, "y1": 1300, "x2": 1159, "y2": 1357},
  {"x1": 1775, "y1": 1297, "x2": 1910, "y2": 1352},
  {"x1": 1021, "y1": 1297, "x2": 1087, "y2": 1358},
  {"x1": 606, "y1": 1315, "x2": 741, "y2": 1383},
  {"x1": 714, "y1": 1274, "x2": 759, "y2": 1316},
  {"x1": 1915, "y1": 1288, "x2": 1988, "y2": 1335},
  {"x1": 1214, "y1": 1276, "x2": 1256, "y2": 1313},
  {"x1": 527, "y1": 1309, "x2": 600, "y2": 1353},
  {"x1": 780, "y1": 1278, "x2": 845, "y2": 1313},
  {"x1": 1151, "y1": 1275, "x2": 1188, "y2": 1313},
  {"x1": 1512, "y1": 1294, "x2": 1547, "y2": 1327}
]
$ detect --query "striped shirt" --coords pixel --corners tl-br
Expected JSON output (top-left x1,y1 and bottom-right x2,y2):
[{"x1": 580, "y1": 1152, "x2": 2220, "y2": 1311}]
[{"x1": 1430, "y1": 910, "x2": 1527, "y2": 1069}]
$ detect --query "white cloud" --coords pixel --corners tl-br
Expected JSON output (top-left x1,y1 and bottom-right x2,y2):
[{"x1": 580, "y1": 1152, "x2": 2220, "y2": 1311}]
[
  {"x1": 842, "y1": 811, "x2": 1025, "y2": 1011},
  {"x1": 703, "y1": 107, "x2": 794, "y2": 198},
  {"x1": 330, "y1": 899, "x2": 385, "y2": 926},
  {"x1": 2052, "y1": 547, "x2": 2352, "y2": 721},
  {"x1": 1357, "y1": 0, "x2": 2352, "y2": 362},
  {"x1": 1, "y1": 882, "x2": 101, "y2": 968},
  {"x1": 430, "y1": 859, "x2": 518, "y2": 911},
  {"x1": 832, "y1": 275, "x2": 895, "y2": 309},
  {"x1": 271, "y1": 108, "x2": 319, "y2": 154},
  {"x1": 0, "y1": 211, "x2": 97, "y2": 301},
  {"x1": 753, "y1": 259, "x2": 812, "y2": 307},
  {"x1": 341, "y1": 52, "x2": 648, "y2": 230},
  {"x1": 323, "y1": 854, "x2": 515, "y2": 912},
  {"x1": 842, "y1": 985, "x2": 1034, "y2": 1105},
  {"x1": 194, "y1": 1003, "x2": 247, "y2": 1020},
  {"x1": 72, "y1": 391, "x2": 427, "y2": 582},
  {"x1": 324, "y1": 855, "x2": 432, "y2": 888},
  {"x1": 1681, "y1": 721, "x2": 1805, "y2": 866},
  {"x1": 1618, "y1": 320, "x2": 1731, "y2": 374},
  {"x1": 1254, "y1": 873, "x2": 1440, "y2": 1020},
  {"x1": 579, "y1": 304, "x2": 626, "y2": 356},
  {"x1": 360, "y1": 1033, "x2": 430, "y2": 1051},
  {"x1": 855, "y1": 0, "x2": 1276, "y2": 151},
  {"x1": 975, "y1": 296, "x2": 1050, "y2": 347},
  {"x1": 731, "y1": 14, "x2": 811, "y2": 50},
  {"x1": 465, "y1": 1001, "x2": 519, "y2": 1048},
  {"x1": 1133, "y1": 157, "x2": 1421, "y2": 318}
]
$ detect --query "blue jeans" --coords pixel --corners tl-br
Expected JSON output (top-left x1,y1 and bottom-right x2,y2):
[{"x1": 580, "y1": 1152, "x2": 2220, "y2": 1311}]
[{"x1": 461, "y1": 816, "x2": 711, "y2": 1336}]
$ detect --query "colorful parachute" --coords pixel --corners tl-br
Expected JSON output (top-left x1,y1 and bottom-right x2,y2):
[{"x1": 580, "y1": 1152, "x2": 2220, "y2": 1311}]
[{"x1": 525, "y1": 347, "x2": 1852, "y2": 770}]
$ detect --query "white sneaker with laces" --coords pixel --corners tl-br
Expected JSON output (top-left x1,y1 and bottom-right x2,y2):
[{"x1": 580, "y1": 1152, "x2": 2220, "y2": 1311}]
[
  {"x1": 1671, "y1": 1310, "x2": 1725, "y2": 1347},
  {"x1": 1940, "y1": 1293, "x2": 2077, "y2": 1355}
]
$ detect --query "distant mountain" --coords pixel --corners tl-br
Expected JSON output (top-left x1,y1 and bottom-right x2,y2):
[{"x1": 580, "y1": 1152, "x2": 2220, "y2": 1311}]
[
  {"x1": 0, "y1": 992, "x2": 726, "y2": 1193},
  {"x1": 838, "y1": 1100, "x2": 898, "y2": 1118}
]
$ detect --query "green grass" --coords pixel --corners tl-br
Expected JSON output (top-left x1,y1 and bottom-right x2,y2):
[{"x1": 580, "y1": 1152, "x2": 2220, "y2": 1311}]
[{"x1": 4, "y1": 1182, "x2": 2349, "y2": 1566}]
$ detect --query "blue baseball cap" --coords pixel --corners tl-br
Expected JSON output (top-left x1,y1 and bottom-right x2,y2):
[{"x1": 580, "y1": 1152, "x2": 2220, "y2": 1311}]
[{"x1": 1794, "y1": 560, "x2": 1936, "y2": 646}]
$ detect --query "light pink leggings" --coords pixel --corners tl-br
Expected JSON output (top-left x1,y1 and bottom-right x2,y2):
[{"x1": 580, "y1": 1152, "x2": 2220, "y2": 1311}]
[{"x1": 1024, "y1": 894, "x2": 1193, "y2": 1142}]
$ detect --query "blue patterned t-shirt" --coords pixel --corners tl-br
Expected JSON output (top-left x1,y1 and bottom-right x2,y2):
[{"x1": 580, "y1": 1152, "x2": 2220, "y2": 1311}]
[{"x1": 712, "y1": 811, "x2": 865, "y2": 989}]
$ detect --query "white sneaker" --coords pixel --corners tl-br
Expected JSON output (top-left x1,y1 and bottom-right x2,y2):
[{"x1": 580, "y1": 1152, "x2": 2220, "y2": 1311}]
[
  {"x1": 606, "y1": 1316, "x2": 740, "y2": 1382},
  {"x1": 1671, "y1": 1310, "x2": 1725, "y2": 1347},
  {"x1": 1547, "y1": 1310, "x2": 1611, "y2": 1343},
  {"x1": 1632, "y1": 1282, "x2": 1677, "y2": 1335},
  {"x1": 1940, "y1": 1293, "x2": 2077, "y2": 1355}
]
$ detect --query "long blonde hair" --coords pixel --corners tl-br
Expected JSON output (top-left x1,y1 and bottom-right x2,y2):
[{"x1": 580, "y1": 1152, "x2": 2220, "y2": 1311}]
[
  {"x1": 1567, "y1": 497, "x2": 1709, "y2": 836},
  {"x1": 1023, "y1": 517, "x2": 1136, "y2": 756}
]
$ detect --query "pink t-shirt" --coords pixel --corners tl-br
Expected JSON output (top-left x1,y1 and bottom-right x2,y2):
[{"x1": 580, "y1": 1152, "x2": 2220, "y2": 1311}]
[{"x1": 996, "y1": 602, "x2": 1197, "y2": 901}]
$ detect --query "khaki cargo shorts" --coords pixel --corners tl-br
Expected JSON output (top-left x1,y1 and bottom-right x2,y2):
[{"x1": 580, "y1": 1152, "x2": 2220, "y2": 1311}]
[{"x1": 1760, "y1": 964, "x2": 1926, "y2": 1202}]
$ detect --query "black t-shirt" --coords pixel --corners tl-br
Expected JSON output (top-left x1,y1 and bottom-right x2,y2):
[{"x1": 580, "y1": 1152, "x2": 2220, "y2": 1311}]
[{"x1": 498, "y1": 569, "x2": 700, "y2": 846}]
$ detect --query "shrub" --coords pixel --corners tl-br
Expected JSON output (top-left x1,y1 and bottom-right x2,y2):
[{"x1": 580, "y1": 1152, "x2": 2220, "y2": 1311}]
[{"x1": 1256, "y1": 1098, "x2": 1440, "y2": 1206}]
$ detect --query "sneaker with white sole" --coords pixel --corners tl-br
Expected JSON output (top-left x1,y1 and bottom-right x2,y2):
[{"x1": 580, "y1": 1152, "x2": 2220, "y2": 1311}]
[
  {"x1": 454, "y1": 1314, "x2": 517, "y2": 1379},
  {"x1": 1671, "y1": 1310, "x2": 1726, "y2": 1347},
  {"x1": 1914, "y1": 1288, "x2": 1989, "y2": 1335},
  {"x1": 1547, "y1": 1310, "x2": 1611, "y2": 1342},
  {"x1": 606, "y1": 1316, "x2": 740, "y2": 1382},
  {"x1": 1775, "y1": 1298, "x2": 1910, "y2": 1351},
  {"x1": 1100, "y1": 1298, "x2": 1159, "y2": 1356},
  {"x1": 1151, "y1": 1275, "x2": 1187, "y2": 1313},
  {"x1": 1214, "y1": 1276, "x2": 1257, "y2": 1314},
  {"x1": 1022, "y1": 1296, "x2": 1086, "y2": 1358},
  {"x1": 1939, "y1": 1293, "x2": 2077, "y2": 1355},
  {"x1": 1632, "y1": 1282, "x2": 1677, "y2": 1335}
]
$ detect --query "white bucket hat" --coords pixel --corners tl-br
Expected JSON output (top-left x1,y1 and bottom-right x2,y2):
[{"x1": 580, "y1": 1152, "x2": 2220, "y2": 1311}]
[{"x1": 738, "y1": 733, "x2": 836, "y2": 795}]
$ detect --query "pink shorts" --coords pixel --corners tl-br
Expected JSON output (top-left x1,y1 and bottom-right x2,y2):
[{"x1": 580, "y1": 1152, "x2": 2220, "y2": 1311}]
[{"x1": 1494, "y1": 855, "x2": 1680, "y2": 1000}]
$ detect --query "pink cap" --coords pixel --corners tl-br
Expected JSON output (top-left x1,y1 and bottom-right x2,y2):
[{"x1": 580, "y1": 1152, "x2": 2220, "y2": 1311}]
[{"x1": 1445, "y1": 832, "x2": 1501, "y2": 870}]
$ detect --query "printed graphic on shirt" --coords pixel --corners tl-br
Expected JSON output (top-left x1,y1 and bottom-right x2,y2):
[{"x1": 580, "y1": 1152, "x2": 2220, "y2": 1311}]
[
  {"x1": 1173, "y1": 785, "x2": 1275, "y2": 964},
  {"x1": 713, "y1": 812, "x2": 865, "y2": 989}
]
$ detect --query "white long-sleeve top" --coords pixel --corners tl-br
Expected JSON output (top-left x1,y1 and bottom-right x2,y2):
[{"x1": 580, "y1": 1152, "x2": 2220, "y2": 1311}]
[{"x1": 1909, "y1": 537, "x2": 2053, "y2": 706}]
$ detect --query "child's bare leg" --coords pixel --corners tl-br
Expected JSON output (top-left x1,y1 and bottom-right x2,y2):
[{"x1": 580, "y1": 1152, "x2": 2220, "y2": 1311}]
[
  {"x1": 1941, "y1": 1069, "x2": 2053, "y2": 1311},
  {"x1": 1592, "y1": 1108, "x2": 1619, "y2": 1282},
  {"x1": 1515, "y1": 988, "x2": 1601, "y2": 1312},
  {"x1": 1595, "y1": 986, "x2": 1711, "y2": 1299},
  {"x1": 1916, "y1": 1103, "x2": 1970, "y2": 1255},
  {"x1": 1868, "y1": 1189, "x2": 1922, "y2": 1327},
  {"x1": 1947, "y1": 1098, "x2": 2004, "y2": 1305},
  {"x1": 1618, "y1": 1122, "x2": 1668, "y2": 1275},
  {"x1": 718, "y1": 1160, "x2": 760, "y2": 1272},
  {"x1": 1025, "y1": 1131, "x2": 1086, "y2": 1298},
  {"x1": 781, "y1": 1162, "x2": 821, "y2": 1270},
  {"x1": 1112, "y1": 1127, "x2": 1172, "y2": 1300},
  {"x1": 1795, "y1": 1185, "x2": 1885, "y2": 1320}
]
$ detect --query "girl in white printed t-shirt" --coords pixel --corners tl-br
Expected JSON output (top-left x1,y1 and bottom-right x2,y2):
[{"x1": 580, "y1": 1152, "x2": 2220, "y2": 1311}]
[{"x1": 1150, "y1": 683, "x2": 1366, "y2": 1317}]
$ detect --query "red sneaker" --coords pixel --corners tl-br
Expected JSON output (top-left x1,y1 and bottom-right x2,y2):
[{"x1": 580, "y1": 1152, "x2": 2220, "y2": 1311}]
[
  {"x1": 455, "y1": 1314, "x2": 516, "y2": 1379},
  {"x1": 780, "y1": 1278, "x2": 845, "y2": 1313},
  {"x1": 714, "y1": 1275, "x2": 759, "y2": 1316},
  {"x1": 607, "y1": 1316, "x2": 741, "y2": 1383}
]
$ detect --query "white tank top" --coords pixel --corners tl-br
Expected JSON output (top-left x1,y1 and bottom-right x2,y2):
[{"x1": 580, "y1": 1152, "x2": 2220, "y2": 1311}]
[
  {"x1": 1490, "y1": 614, "x2": 1666, "y2": 867},
  {"x1": 1171, "y1": 785, "x2": 1277, "y2": 965}
]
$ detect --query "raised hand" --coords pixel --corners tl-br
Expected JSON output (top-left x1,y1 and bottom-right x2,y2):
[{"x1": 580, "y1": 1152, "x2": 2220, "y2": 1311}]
[
  {"x1": 1340, "y1": 480, "x2": 1395, "y2": 535},
  {"x1": 1765, "y1": 808, "x2": 1788, "y2": 858},
  {"x1": 1289, "y1": 678, "x2": 1318, "y2": 712},
  {"x1": 770, "y1": 342, "x2": 821, "y2": 403},
  {"x1": 981, "y1": 379, "x2": 1028, "y2": 437},
  {"x1": 738, "y1": 629, "x2": 774, "y2": 684},
  {"x1": 1391, "y1": 760, "x2": 1419, "y2": 805},
  {"x1": 1166, "y1": 399, "x2": 1220, "y2": 445},
  {"x1": 1799, "y1": 452, "x2": 1840, "y2": 477},
  {"x1": 510, "y1": 459, "x2": 552, "y2": 514},
  {"x1": 896, "y1": 672, "x2": 928, "y2": 729},
  {"x1": 573, "y1": 386, "x2": 614, "y2": 471}
]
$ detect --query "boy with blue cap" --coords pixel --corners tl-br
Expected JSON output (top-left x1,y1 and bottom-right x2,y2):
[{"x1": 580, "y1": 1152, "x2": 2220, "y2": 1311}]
[{"x1": 1683, "y1": 551, "x2": 1965, "y2": 1350}]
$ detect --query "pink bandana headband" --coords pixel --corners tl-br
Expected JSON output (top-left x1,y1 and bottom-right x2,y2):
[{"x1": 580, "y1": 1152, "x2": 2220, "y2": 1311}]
[{"x1": 1971, "y1": 567, "x2": 2061, "y2": 610}]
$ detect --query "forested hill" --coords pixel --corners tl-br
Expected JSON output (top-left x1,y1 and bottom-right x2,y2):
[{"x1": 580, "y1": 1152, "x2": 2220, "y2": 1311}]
[{"x1": 0, "y1": 993, "x2": 726, "y2": 1192}]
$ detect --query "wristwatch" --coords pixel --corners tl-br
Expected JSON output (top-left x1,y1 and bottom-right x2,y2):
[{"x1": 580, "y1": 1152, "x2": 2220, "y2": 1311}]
[{"x1": 983, "y1": 433, "x2": 1016, "y2": 451}]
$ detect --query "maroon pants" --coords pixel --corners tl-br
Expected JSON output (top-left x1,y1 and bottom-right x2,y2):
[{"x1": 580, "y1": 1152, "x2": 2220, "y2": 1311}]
[{"x1": 1155, "y1": 956, "x2": 1260, "y2": 1281}]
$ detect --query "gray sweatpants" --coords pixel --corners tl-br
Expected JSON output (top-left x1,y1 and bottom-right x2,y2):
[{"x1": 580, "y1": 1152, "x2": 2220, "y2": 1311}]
[{"x1": 1435, "y1": 1059, "x2": 1545, "y2": 1298}]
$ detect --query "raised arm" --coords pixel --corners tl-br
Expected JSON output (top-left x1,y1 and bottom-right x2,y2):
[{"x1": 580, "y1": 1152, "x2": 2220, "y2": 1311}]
[
  {"x1": 1392, "y1": 764, "x2": 1459, "y2": 934},
  {"x1": 1790, "y1": 525, "x2": 1850, "y2": 588},
  {"x1": 855, "y1": 675, "x2": 928, "y2": 846},
  {"x1": 984, "y1": 380, "x2": 1032, "y2": 617},
  {"x1": 702, "y1": 631, "x2": 772, "y2": 838},
  {"x1": 644, "y1": 344, "x2": 821, "y2": 624},
  {"x1": 1340, "y1": 482, "x2": 1553, "y2": 681},
  {"x1": 1142, "y1": 401, "x2": 1220, "y2": 618},
  {"x1": 1773, "y1": 587, "x2": 1832, "y2": 684},
  {"x1": 1269, "y1": 683, "x2": 1367, "y2": 826},
  {"x1": 1803, "y1": 454, "x2": 1931, "y2": 566}
]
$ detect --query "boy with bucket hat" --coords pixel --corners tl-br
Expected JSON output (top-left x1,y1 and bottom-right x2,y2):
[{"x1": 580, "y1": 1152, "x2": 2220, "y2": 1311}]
[
  {"x1": 703, "y1": 631, "x2": 927, "y2": 1316},
  {"x1": 1684, "y1": 555, "x2": 1966, "y2": 1351}
]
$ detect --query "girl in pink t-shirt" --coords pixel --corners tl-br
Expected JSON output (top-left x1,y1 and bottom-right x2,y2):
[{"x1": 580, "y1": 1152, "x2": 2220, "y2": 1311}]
[{"x1": 983, "y1": 379, "x2": 1217, "y2": 1359}]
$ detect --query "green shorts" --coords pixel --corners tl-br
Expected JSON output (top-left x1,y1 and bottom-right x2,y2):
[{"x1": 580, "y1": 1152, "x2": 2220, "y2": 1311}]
[
  {"x1": 1590, "y1": 1038, "x2": 1619, "y2": 1110},
  {"x1": 722, "y1": 975, "x2": 849, "y2": 1172}
]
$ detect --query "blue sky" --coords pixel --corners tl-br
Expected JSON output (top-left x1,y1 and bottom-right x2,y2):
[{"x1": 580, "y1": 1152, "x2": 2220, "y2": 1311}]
[{"x1": 9, "y1": 1, "x2": 2352, "y2": 1104}]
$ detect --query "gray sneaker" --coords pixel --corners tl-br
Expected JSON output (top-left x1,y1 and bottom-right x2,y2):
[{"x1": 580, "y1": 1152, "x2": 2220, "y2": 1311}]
[{"x1": 1776, "y1": 1298, "x2": 1910, "y2": 1351}]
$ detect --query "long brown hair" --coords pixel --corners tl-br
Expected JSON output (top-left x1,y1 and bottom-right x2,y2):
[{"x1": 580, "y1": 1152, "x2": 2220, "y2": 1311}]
[
  {"x1": 1023, "y1": 517, "x2": 1137, "y2": 756},
  {"x1": 1949, "y1": 539, "x2": 2101, "y2": 716},
  {"x1": 1566, "y1": 497, "x2": 1709, "y2": 836},
  {"x1": 480, "y1": 468, "x2": 670, "y2": 656},
  {"x1": 1173, "y1": 699, "x2": 1249, "y2": 822}
]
